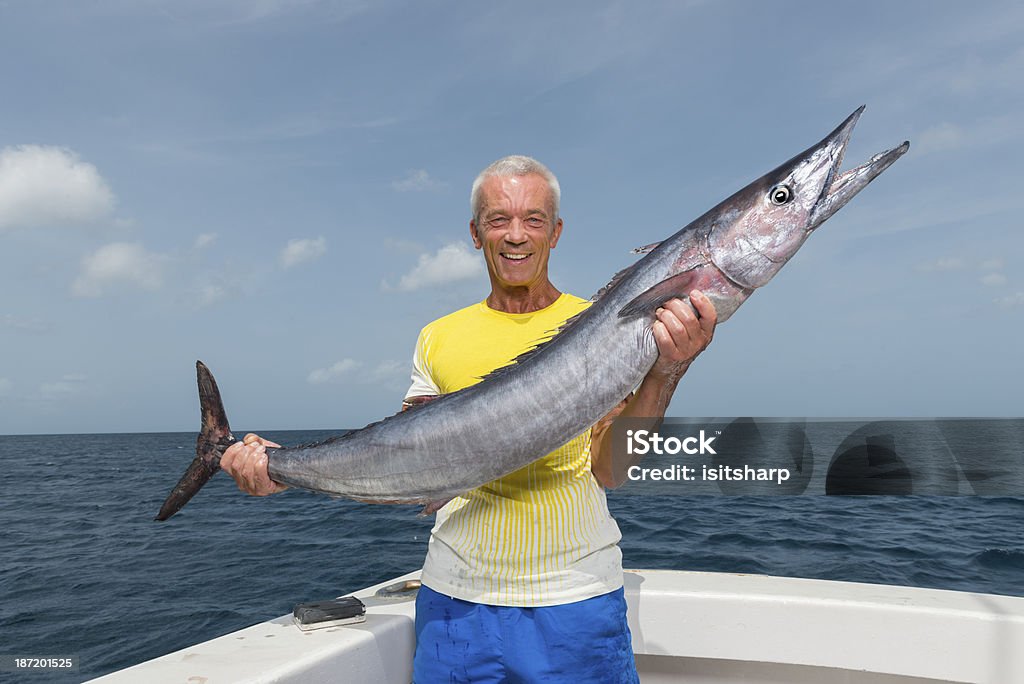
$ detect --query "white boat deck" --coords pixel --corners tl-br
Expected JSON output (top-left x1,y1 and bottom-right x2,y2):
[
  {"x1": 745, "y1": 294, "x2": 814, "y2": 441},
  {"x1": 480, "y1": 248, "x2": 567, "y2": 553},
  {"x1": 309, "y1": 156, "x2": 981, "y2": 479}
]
[{"x1": 89, "y1": 569, "x2": 1024, "y2": 683}]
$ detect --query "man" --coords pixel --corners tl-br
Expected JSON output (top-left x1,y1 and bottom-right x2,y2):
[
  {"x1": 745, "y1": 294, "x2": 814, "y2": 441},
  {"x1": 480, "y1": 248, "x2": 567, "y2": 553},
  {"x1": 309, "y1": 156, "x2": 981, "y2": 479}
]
[{"x1": 221, "y1": 156, "x2": 717, "y2": 682}]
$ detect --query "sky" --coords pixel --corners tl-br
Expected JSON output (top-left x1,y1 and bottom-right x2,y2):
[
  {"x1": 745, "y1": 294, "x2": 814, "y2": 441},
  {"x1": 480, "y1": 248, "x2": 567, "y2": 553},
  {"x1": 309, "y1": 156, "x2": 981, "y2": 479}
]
[{"x1": 0, "y1": 0, "x2": 1021, "y2": 435}]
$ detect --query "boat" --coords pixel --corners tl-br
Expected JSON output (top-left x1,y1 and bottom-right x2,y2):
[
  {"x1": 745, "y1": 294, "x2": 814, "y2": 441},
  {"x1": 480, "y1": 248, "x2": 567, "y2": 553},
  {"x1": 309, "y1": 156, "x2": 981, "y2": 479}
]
[{"x1": 88, "y1": 568, "x2": 1024, "y2": 683}]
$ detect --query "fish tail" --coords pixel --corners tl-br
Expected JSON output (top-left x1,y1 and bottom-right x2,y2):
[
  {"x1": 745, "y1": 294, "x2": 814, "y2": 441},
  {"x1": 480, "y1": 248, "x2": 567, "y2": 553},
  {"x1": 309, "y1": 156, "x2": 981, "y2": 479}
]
[{"x1": 155, "y1": 361, "x2": 236, "y2": 521}]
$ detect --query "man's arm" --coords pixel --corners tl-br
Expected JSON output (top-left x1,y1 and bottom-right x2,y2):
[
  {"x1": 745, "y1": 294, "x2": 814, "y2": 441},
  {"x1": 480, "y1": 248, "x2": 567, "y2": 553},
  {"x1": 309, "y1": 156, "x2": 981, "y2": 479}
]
[
  {"x1": 591, "y1": 290, "x2": 717, "y2": 488},
  {"x1": 223, "y1": 329, "x2": 438, "y2": 496}
]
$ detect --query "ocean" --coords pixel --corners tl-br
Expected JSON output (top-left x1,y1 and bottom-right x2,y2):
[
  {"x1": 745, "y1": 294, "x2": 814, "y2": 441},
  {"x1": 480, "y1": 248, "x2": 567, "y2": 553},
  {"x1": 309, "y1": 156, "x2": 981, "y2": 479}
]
[{"x1": 1, "y1": 425, "x2": 1022, "y2": 682}]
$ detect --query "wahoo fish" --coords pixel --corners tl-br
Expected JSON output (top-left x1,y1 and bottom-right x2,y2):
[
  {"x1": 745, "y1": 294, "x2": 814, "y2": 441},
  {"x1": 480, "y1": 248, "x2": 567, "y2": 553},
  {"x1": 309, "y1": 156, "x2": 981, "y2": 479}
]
[{"x1": 156, "y1": 106, "x2": 908, "y2": 521}]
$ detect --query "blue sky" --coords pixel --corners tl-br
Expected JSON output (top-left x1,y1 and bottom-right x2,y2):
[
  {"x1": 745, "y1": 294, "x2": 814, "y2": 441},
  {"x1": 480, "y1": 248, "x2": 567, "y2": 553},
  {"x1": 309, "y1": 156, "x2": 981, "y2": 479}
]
[{"x1": 0, "y1": 1, "x2": 1021, "y2": 434}]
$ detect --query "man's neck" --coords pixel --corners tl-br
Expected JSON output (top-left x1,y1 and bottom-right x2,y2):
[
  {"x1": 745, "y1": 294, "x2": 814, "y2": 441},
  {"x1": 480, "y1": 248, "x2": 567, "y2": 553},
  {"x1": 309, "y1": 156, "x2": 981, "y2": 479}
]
[{"x1": 485, "y1": 281, "x2": 562, "y2": 314}]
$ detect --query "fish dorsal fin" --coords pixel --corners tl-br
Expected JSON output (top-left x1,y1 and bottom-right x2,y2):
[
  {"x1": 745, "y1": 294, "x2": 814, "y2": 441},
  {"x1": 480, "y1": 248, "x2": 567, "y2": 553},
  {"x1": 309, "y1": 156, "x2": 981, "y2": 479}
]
[
  {"x1": 591, "y1": 261, "x2": 643, "y2": 302},
  {"x1": 618, "y1": 267, "x2": 703, "y2": 319},
  {"x1": 631, "y1": 241, "x2": 662, "y2": 255},
  {"x1": 477, "y1": 256, "x2": 649, "y2": 383},
  {"x1": 475, "y1": 254, "x2": 656, "y2": 384},
  {"x1": 475, "y1": 307, "x2": 589, "y2": 383}
]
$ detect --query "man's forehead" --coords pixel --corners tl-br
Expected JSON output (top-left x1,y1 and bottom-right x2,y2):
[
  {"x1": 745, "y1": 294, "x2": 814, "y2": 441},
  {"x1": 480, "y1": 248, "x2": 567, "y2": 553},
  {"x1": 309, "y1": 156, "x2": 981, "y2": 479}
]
[{"x1": 480, "y1": 174, "x2": 553, "y2": 212}]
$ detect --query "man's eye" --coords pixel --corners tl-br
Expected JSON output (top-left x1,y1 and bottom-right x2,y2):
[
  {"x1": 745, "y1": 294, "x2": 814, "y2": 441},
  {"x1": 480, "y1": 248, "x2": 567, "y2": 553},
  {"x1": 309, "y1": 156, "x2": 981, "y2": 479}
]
[
  {"x1": 526, "y1": 218, "x2": 545, "y2": 227},
  {"x1": 489, "y1": 217, "x2": 509, "y2": 227}
]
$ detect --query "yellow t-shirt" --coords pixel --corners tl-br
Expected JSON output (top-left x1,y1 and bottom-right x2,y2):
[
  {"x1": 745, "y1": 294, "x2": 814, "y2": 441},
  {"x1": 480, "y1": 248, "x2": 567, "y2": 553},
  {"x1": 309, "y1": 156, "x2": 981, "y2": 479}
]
[{"x1": 405, "y1": 293, "x2": 624, "y2": 606}]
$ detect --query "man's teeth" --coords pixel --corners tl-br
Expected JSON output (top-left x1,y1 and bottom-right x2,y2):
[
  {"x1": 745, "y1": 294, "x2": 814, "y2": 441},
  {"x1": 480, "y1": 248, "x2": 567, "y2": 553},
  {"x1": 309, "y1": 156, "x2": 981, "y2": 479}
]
[{"x1": 502, "y1": 253, "x2": 529, "y2": 260}]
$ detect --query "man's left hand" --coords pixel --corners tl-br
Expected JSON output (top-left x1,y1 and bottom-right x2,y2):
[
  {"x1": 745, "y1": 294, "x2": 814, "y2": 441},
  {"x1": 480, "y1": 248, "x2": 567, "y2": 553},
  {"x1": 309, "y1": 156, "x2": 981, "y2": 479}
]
[{"x1": 648, "y1": 290, "x2": 717, "y2": 383}]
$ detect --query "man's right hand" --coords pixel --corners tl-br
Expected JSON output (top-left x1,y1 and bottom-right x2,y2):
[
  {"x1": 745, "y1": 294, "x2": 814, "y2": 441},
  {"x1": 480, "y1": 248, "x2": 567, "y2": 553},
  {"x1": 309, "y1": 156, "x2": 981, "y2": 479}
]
[{"x1": 221, "y1": 433, "x2": 289, "y2": 496}]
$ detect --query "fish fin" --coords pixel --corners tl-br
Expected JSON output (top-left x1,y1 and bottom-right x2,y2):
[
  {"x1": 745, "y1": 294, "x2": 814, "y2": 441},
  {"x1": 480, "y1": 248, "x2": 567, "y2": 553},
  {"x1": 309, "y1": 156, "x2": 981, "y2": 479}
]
[
  {"x1": 419, "y1": 497, "x2": 454, "y2": 516},
  {"x1": 631, "y1": 241, "x2": 662, "y2": 254},
  {"x1": 476, "y1": 258, "x2": 653, "y2": 383},
  {"x1": 475, "y1": 307, "x2": 590, "y2": 383},
  {"x1": 155, "y1": 361, "x2": 237, "y2": 521},
  {"x1": 591, "y1": 261, "x2": 642, "y2": 302},
  {"x1": 617, "y1": 268, "x2": 702, "y2": 319}
]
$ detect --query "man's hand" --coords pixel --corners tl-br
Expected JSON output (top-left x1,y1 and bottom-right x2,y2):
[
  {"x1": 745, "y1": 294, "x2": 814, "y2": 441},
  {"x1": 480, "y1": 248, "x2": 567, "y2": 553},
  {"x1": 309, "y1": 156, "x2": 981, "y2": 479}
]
[
  {"x1": 590, "y1": 290, "x2": 717, "y2": 488},
  {"x1": 221, "y1": 433, "x2": 289, "y2": 496},
  {"x1": 647, "y1": 290, "x2": 717, "y2": 384}
]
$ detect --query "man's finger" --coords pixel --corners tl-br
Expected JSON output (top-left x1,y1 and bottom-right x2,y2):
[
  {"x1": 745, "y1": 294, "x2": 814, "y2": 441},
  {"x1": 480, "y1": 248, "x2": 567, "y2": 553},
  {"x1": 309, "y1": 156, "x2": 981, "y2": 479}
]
[
  {"x1": 220, "y1": 442, "x2": 240, "y2": 472},
  {"x1": 657, "y1": 304, "x2": 690, "y2": 342},
  {"x1": 662, "y1": 299, "x2": 701, "y2": 343},
  {"x1": 651, "y1": 319, "x2": 678, "y2": 357},
  {"x1": 689, "y1": 290, "x2": 717, "y2": 337}
]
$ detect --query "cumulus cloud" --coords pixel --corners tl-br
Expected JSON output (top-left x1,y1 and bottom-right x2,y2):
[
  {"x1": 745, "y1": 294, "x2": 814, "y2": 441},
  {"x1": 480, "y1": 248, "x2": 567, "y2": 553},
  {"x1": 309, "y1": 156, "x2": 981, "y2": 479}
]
[
  {"x1": 280, "y1": 237, "x2": 327, "y2": 268},
  {"x1": 194, "y1": 233, "x2": 218, "y2": 249},
  {"x1": 194, "y1": 281, "x2": 232, "y2": 307},
  {"x1": 307, "y1": 359, "x2": 361, "y2": 384},
  {"x1": 916, "y1": 257, "x2": 966, "y2": 272},
  {"x1": 368, "y1": 359, "x2": 406, "y2": 381},
  {"x1": 981, "y1": 273, "x2": 1008, "y2": 287},
  {"x1": 386, "y1": 242, "x2": 484, "y2": 291},
  {"x1": 72, "y1": 242, "x2": 166, "y2": 298},
  {"x1": 995, "y1": 292, "x2": 1024, "y2": 309},
  {"x1": 39, "y1": 374, "x2": 87, "y2": 399},
  {"x1": 0, "y1": 145, "x2": 115, "y2": 231},
  {"x1": 307, "y1": 358, "x2": 408, "y2": 389},
  {"x1": 2, "y1": 314, "x2": 50, "y2": 334},
  {"x1": 916, "y1": 116, "x2": 1022, "y2": 156},
  {"x1": 392, "y1": 169, "x2": 445, "y2": 192}
]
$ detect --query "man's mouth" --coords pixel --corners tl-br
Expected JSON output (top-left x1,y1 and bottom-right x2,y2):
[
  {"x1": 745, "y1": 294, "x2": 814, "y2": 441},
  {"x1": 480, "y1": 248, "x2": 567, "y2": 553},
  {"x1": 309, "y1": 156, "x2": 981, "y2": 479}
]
[{"x1": 501, "y1": 253, "x2": 531, "y2": 262}]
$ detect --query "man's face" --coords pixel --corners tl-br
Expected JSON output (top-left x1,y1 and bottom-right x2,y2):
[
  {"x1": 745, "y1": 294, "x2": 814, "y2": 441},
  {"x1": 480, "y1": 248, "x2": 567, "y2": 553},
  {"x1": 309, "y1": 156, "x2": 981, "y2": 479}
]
[{"x1": 470, "y1": 174, "x2": 563, "y2": 293}]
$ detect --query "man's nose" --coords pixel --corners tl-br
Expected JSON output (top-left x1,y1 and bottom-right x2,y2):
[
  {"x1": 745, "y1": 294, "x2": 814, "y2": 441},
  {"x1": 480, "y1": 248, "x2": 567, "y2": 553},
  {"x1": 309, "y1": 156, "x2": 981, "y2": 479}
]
[{"x1": 506, "y1": 218, "x2": 528, "y2": 242}]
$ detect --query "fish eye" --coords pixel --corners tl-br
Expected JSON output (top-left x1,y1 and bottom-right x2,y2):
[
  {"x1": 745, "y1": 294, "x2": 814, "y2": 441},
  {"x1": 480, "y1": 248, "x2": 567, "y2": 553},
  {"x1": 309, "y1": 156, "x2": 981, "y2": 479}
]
[{"x1": 769, "y1": 185, "x2": 792, "y2": 206}]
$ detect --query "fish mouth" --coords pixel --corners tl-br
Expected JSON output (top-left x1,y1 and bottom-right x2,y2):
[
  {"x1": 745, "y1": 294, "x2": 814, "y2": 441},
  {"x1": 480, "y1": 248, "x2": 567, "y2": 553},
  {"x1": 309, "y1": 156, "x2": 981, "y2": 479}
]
[{"x1": 808, "y1": 106, "x2": 910, "y2": 230}]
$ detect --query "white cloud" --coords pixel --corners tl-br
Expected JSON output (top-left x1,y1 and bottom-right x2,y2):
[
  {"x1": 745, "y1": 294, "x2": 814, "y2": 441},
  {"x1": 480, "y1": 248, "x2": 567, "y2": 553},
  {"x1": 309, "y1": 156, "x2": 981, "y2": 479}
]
[
  {"x1": 0, "y1": 145, "x2": 115, "y2": 231},
  {"x1": 981, "y1": 259, "x2": 1005, "y2": 271},
  {"x1": 307, "y1": 359, "x2": 361, "y2": 384},
  {"x1": 160, "y1": 0, "x2": 369, "y2": 29},
  {"x1": 307, "y1": 358, "x2": 409, "y2": 389},
  {"x1": 916, "y1": 116, "x2": 1022, "y2": 156},
  {"x1": 195, "y1": 282, "x2": 231, "y2": 307},
  {"x1": 995, "y1": 292, "x2": 1024, "y2": 309},
  {"x1": 280, "y1": 236, "x2": 327, "y2": 268},
  {"x1": 916, "y1": 257, "x2": 965, "y2": 273},
  {"x1": 194, "y1": 233, "x2": 218, "y2": 249},
  {"x1": 0, "y1": 378, "x2": 12, "y2": 397},
  {"x1": 72, "y1": 242, "x2": 166, "y2": 298},
  {"x1": 981, "y1": 273, "x2": 1008, "y2": 287},
  {"x1": 369, "y1": 359, "x2": 406, "y2": 381},
  {"x1": 2, "y1": 314, "x2": 50, "y2": 333},
  {"x1": 39, "y1": 374, "x2": 87, "y2": 399},
  {"x1": 392, "y1": 169, "x2": 445, "y2": 192},
  {"x1": 384, "y1": 237, "x2": 425, "y2": 253},
  {"x1": 387, "y1": 242, "x2": 484, "y2": 291}
]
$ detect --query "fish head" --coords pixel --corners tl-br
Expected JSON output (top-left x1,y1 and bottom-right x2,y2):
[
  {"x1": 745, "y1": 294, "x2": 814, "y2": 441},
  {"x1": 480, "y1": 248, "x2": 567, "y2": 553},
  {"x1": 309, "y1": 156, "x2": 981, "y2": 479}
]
[{"x1": 706, "y1": 106, "x2": 908, "y2": 289}]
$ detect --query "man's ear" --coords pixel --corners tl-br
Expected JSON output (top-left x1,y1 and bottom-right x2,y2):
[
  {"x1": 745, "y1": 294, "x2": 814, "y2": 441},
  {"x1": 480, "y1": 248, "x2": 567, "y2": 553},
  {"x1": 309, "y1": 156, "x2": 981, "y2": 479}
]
[
  {"x1": 470, "y1": 220, "x2": 483, "y2": 249},
  {"x1": 550, "y1": 217, "x2": 564, "y2": 249}
]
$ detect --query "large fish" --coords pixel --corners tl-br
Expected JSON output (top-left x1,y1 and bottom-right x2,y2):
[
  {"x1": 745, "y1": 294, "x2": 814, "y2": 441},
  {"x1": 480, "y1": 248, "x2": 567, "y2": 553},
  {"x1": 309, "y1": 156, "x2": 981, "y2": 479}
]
[{"x1": 156, "y1": 106, "x2": 908, "y2": 521}]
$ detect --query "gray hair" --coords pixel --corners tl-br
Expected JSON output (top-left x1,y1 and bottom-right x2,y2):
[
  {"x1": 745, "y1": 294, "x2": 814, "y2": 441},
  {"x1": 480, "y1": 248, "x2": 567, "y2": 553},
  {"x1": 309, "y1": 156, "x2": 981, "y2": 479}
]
[{"x1": 470, "y1": 155, "x2": 561, "y2": 224}]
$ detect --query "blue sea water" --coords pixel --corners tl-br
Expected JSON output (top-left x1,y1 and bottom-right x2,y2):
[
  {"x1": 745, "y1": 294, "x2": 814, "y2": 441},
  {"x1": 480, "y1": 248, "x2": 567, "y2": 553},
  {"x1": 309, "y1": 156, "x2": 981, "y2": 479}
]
[{"x1": 1, "y1": 427, "x2": 1023, "y2": 683}]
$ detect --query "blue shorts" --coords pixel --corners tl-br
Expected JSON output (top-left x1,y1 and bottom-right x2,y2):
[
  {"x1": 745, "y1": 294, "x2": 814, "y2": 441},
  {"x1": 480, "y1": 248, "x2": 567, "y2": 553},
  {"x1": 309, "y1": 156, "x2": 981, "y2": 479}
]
[{"x1": 413, "y1": 584, "x2": 639, "y2": 684}]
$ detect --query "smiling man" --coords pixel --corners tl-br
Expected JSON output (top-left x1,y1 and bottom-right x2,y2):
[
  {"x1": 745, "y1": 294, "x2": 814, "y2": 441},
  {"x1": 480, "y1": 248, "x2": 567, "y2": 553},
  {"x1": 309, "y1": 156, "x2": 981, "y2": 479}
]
[
  {"x1": 220, "y1": 155, "x2": 717, "y2": 683},
  {"x1": 400, "y1": 156, "x2": 717, "y2": 683}
]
